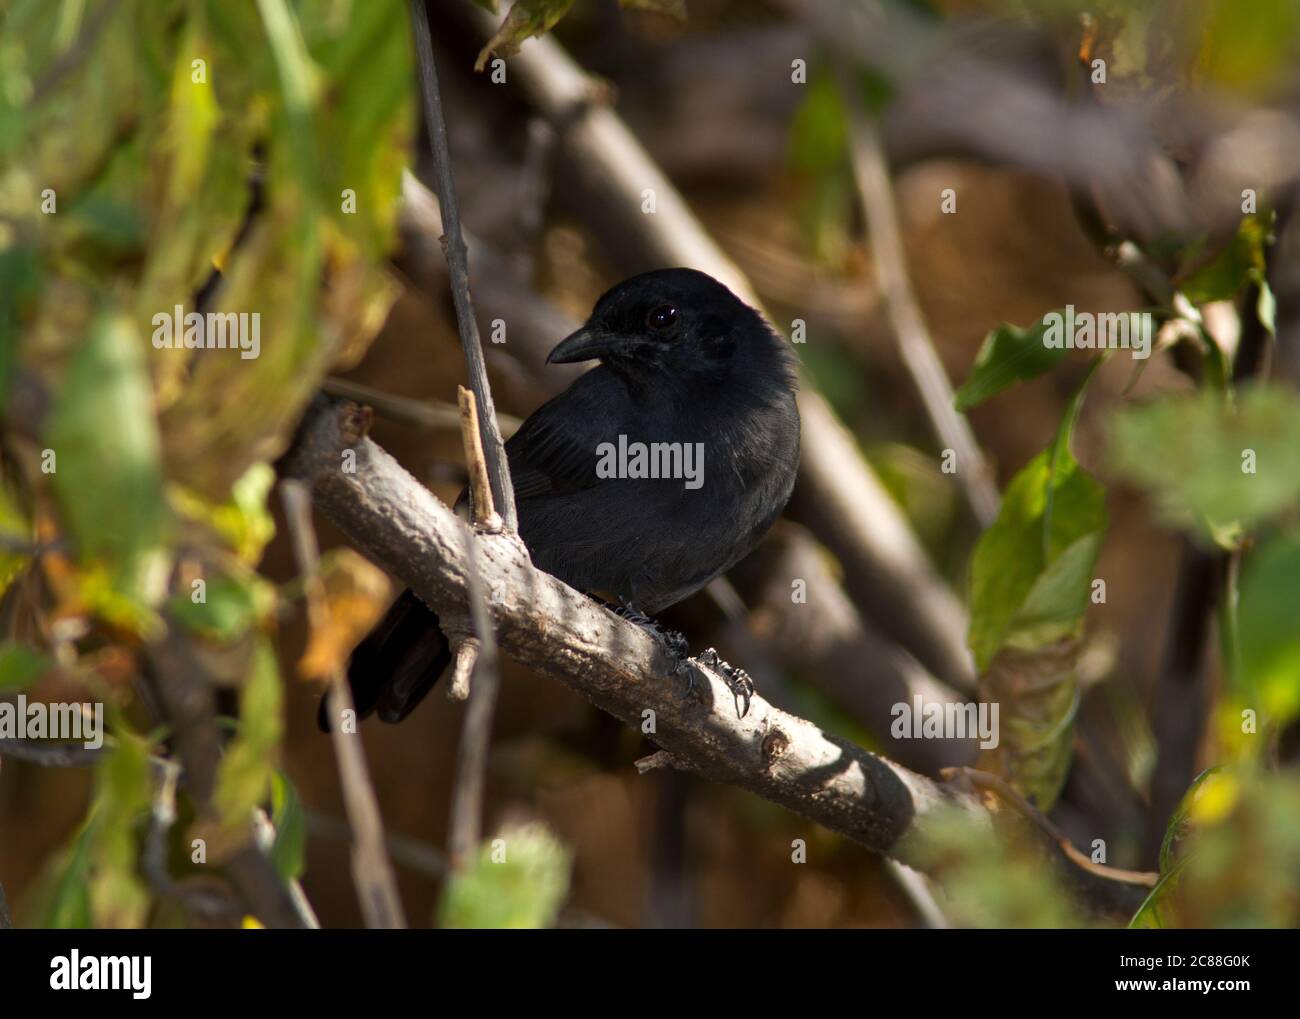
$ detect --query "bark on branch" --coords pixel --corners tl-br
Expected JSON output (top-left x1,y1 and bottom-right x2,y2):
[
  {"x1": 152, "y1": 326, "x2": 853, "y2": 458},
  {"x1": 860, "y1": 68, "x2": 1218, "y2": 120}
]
[{"x1": 281, "y1": 394, "x2": 982, "y2": 868}]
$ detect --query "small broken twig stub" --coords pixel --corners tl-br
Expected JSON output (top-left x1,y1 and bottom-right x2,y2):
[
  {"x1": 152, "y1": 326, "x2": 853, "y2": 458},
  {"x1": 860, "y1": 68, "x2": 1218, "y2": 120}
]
[
  {"x1": 457, "y1": 386, "x2": 501, "y2": 531},
  {"x1": 447, "y1": 636, "x2": 480, "y2": 702}
]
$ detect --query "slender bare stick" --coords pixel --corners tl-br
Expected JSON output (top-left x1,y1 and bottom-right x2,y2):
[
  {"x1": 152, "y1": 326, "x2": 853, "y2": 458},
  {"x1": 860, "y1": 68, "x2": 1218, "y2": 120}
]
[
  {"x1": 307, "y1": 810, "x2": 450, "y2": 879},
  {"x1": 0, "y1": 739, "x2": 103, "y2": 766},
  {"x1": 839, "y1": 73, "x2": 999, "y2": 528},
  {"x1": 252, "y1": 808, "x2": 320, "y2": 929},
  {"x1": 406, "y1": 1, "x2": 514, "y2": 869},
  {"x1": 322, "y1": 377, "x2": 521, "y2": 436},
  {"x1": 0, "y1": 879, "x2": 12, "y2": 929},
  {"x1": 280, "y1": 480, "x2": 407, "y2": 929},
  {"x1": 406, "y1": 0, "x2": 517, "y2": 530},
  {"x1": 945, "y1": 766, "x2": 1157, "y2": 887},
  {"x1": 446, "y1": 390, "x2": 504, "y2": 869}
]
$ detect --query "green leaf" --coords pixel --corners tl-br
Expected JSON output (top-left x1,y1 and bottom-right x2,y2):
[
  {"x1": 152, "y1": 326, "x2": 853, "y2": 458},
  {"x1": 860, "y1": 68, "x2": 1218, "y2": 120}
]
[
  {"x1": 1108, "y1": 384, "x2": 1300, "y2": 543},
  {"x1": 41, "y1": 820, "x2": 97, "y2": 929},
  {"x1": 788, "y1": 69, "x2": 853, "y2": 264},
  {"x1": 1131, "y1": 765, "x2": 1227, "y2": 928},
  {"x1": 968, "y1": 449, "x2": 1107, "y2": 671},
  {"x1": 790, "y1": 70, "x2": 846, "y2": 174},
  {"x1": 1193, "y1": 0, "x2": 1300, "y2": 97},
  {"x1": 1174, "y1": 769, "x2": 1300, "y2": 927},
  {"x1": 46, "y1": 311, "x2": 170, "y2": 611},
  {"x1": 0, "y1": 480, "x2": 32, "y2": 599},
  {"x1": 968, "y1": 369, "x2": 1105, "y2": 809},
  {"x1": 0, "y1": 642, "x2": 50, "y2": 690},
  {"x1": 1256, "y1": 278, "x2": 1277, "y2": 338},
  {"x1": 1236, "y1": 533, "x2": 1300, "y2": 724},
  {"x1": 1128, "y1": 855, "x2": 1189, "y2": 929},
  {"x1": 955, "y1": 315, "x2": 1067, "y2": 411},
  {"x1": 168, "y1": 573, "x2": 268, "y2": 641},
  {"x1": 269, "y1": 770, "x2": 307, "y2": 881},
  {"x1": 438, "y1": 823, "x2": 571, "y2": 929},
  {"x1": 475, "y1": 0, "x2": 576, "y2": 71},
  {"x1": 1160, "y1": 765, "x2": 1225, "y2": 875},
  {"x1": 212, "y1": 637, "x2": 283, "y2": 834},
  {"x1": 226, "y1": 464, "x2": 278, "y2": 561},
  {"x1": 89, "y1": 729, "x2": 154, "y2": 927},
  {"x1": 169, "y1": 463, "x2": 277, "y2": 566},
  {"x1": 1179, "y1": 214, "x2": 1272, "y2": 304}
]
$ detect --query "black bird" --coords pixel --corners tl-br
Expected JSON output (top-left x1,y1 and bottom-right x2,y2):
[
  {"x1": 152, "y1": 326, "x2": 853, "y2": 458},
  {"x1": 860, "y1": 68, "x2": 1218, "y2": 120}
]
[{"x1": 330, "y1": 268, "x2": 800, "y2": 727}]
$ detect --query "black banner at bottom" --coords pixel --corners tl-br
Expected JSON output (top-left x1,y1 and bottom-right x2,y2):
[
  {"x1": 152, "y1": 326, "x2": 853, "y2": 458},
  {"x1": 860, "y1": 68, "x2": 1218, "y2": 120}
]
[{"x1": 0, "y1": 928, "x2": 1287, "y2": 1006}]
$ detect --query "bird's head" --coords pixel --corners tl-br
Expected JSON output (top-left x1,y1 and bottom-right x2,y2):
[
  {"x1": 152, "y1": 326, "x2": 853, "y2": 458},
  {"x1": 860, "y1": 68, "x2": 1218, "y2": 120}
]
[{"x1": 546, "y1": 268, "x2": 797, "y2": 390}]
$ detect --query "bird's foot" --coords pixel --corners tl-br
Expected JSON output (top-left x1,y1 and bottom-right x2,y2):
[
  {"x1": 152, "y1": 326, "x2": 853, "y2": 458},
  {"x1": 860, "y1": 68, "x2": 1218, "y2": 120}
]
[
  {"x1": 613, "y1": 600, "x2": 694, "y2": 696},
  {"x1": 694, "y1": 648, "x2": 755, "y2": 719},
  {"x1": 608, "y1": 602, "x2": 754, "y2": 715}
]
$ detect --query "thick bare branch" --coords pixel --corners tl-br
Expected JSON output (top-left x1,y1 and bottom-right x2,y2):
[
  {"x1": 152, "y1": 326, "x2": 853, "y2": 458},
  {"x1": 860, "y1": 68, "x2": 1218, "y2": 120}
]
[
  {"x1": 282, "y1": 395, "x2": 984, "y2": 868},
  {"x1": 282, "y1": 395, "x2": 1153, "y2": 916}
]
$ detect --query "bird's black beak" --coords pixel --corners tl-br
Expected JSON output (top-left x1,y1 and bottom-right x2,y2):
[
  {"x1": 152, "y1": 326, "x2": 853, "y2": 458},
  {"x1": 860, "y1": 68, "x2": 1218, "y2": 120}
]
[{"x1": 547, "y1": 327, "x2": 622, "y2": 365}]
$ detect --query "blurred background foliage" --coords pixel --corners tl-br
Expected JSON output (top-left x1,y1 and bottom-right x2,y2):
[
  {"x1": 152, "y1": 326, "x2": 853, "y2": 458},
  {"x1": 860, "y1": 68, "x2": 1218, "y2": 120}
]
[{"x1": 1, "y1": 0, "x2": 1299, "y2": 928}]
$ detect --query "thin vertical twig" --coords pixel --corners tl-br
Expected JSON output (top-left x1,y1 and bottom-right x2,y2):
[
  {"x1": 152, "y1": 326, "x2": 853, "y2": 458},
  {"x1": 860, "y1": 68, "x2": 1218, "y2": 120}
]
[
  {"x1": 407, "y1": 0, "x2": 515, "y2": 870},
  {"x1": 0, "y1": 878, "x2": 12, "y2": 929},
  {"x1": 839, "y1": 71, "x2": 1000, "y2": 528},
  {"x1": 446, "y1": 389, "x2": 503, "y2": 870},
  {"x1": 406, "y1": 0, "x2": 518, "y2": 530},
  {"x1": 280, "y1": 480, "x2": 407, "y2": 928}
]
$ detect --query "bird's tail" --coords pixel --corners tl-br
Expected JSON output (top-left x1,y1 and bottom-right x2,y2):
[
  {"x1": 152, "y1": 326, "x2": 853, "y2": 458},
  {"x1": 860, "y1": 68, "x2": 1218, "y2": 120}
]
[{"x1": 318, "y1": 588, "x2": 451, "y2": 730}]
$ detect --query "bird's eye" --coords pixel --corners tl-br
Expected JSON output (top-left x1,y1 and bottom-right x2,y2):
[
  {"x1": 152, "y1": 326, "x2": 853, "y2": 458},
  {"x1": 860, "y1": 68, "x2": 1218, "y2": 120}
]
[{"x1": 646, "y1": 305, "x2": 677, "y2": 330}]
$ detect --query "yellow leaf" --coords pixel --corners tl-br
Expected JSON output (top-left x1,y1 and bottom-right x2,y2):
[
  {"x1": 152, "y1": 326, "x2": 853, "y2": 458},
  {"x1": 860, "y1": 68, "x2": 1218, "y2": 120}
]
[
  {"x1": 298, "y1": 549, "x2": 392, "y2": 681},
  {"x1": 1189, "y1": 771, "x2": 1240, "y2": 826}
]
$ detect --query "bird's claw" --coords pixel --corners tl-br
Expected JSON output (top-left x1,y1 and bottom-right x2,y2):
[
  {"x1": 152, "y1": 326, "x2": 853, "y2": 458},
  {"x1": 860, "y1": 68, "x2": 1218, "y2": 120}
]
[
  {"x1": 659, "y1": 632, "x2": 694, "y2": 701},
  {"x1": 695, "y1": 647, "x2": 755, "y2": 719},
  {"x1": 613, "y1": 600, "x2": 694, "y2": 698},
  {"x1": 609, "y1": 601, "x2": 754, "y2": 714}
]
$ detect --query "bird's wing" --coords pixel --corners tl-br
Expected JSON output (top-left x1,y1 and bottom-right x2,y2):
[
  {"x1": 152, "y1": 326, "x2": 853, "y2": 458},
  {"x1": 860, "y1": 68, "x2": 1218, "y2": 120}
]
[{"x1": 505, "y1": 403, "x2": 604, "y2": 500}]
